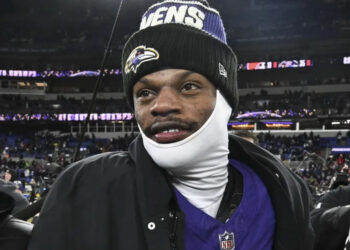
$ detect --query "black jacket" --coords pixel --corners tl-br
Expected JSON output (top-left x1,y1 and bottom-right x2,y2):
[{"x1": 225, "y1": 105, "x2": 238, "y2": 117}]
[
  {"x1": 311, "y1": 185, "x2": 350, "y2": 250},
  {"x1": 0, "y1": 191, "x2": 33, "y2": 250},
  {"x1": 0, "y1": 179, "x2": 29, "y2": 214},
  {"x1": 28, "y1": 135, "x2": 314, "y2": 250}
]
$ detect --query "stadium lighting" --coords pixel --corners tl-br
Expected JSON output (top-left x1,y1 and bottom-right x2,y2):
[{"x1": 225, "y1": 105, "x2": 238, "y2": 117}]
[{"x1": 332, "y1": 148, "x2": 350, "y2": 153}]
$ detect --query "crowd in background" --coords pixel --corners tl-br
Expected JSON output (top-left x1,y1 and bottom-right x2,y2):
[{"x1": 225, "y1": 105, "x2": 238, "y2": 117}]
[
  {"x1": 0, "y1": 0, "x2": 124, "y2": 54},
  {"x1": 0, "y1": 131, "x2": 136, "y2": 201},
  {"x1": 257, "y1": 132, "x2": 350, "y2": 197},
  {"x1": 1, "y1": 90, "x2": 349, "y2": 118},
  {"x1": 220, "y1": 0, "x2": 350, "y2": 43},
  {"x1": 2, "y1": 0, "x2": 349, "y2": 52},
  {"x1": 238, "y1": 90, "x2": 350, "y2": 117},
  {"x1": 242, "y1": 77, "x2": 350, "y2": 88},
  {"x1": 257, "y1": 132, "x2": 322, "y2": 161},
  {"x1": 1, "y1": 0, "x2": 349, "y2": 72},
  {"x1": 1, "y1": 131, "x2": 349, "y2": 203},
  {"x1": 0, "y1": 95, "x2": 129, "y2": 114}
]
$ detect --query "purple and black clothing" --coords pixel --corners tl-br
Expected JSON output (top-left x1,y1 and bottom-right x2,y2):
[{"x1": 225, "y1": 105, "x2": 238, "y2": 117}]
[
  {"x1": 175, "y1": 159, "x2": 275, "y2": 250},
  {"x1": 28, "y1": 135, "x2": 314, "y2": 250}
]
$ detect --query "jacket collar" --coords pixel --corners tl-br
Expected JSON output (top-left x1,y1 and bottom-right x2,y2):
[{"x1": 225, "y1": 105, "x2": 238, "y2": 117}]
[
  {"x1": 129, "y1": 135, "x2": 184, "y2": 250},
  {"x1": 128, "y1": 133, "x2": 288, "y2": 218},
  {"x1": 227, "y1": 134, "x2": 306, "y2": 250},
  {"x1": 129, "y1": 135, "x2": 174, "y2": 218},
  {"x1": 129, "y1": 134, "x2": 305, "y2": 250}
]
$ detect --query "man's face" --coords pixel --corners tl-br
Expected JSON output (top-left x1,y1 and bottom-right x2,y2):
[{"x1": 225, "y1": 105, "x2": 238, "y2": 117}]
[
  {"x1": 133, "y1": 69, "x2": 216, "y2": 144},
  {"x1": 5, "y1": 172, "x2": 11, "y2": 182}
]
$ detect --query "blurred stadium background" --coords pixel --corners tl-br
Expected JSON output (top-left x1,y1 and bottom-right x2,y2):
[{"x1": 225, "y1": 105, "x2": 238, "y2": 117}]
[{"x1": 0, "y1": 0, "x2": 350, "y2": 202}]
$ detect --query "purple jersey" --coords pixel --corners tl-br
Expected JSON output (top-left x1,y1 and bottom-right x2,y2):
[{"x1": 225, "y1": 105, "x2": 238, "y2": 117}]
[{"x1": 175, "y1": 159, "x2": 276, "y2": 250}]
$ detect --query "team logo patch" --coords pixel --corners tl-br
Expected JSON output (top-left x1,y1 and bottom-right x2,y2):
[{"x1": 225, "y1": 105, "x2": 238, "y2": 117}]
[
  {"x1": 218, "y1": 231, "x2": 235, "y2": 250},
  {"x1": 124, "y1": 45, "x2": 159, "y2": 74}
]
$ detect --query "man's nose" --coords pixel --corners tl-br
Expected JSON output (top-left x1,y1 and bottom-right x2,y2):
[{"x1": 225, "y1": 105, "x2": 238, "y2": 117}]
[{"x1": 150, "y1": 88, "x2": 181, "y2": 117}]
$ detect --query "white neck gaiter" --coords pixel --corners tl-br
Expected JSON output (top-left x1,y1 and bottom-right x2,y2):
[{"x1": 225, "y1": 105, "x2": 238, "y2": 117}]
[{"x1": 139, "y1": 90, "x2": 232, "y2": 218}]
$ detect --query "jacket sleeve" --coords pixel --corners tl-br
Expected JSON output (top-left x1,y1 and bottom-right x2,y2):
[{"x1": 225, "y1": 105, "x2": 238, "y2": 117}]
[
  {"x1": 27, "y1": 152, "x2": 130, "y2": 250},
  {"x1": 27, "y1": 152, "x2": 109, "y2": 250},
  {"x1": 311, "y1": 185, "x2": 350, "y2": 250},
  {"x1": 27, "y1": 161, "x2": 79, "y2": 250}
]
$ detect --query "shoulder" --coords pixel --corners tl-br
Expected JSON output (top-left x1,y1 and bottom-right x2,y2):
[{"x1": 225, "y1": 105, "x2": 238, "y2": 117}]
[
  {"x1": 229, "y1": 134, "x2": 310, "y2": 198},
  {"x1": 229, "y1": 134, "x2": 284, "y2": 168},
  {"x1": 0, "y1": 180, "x2": 29, "y2": 214},
  {"x1": 0, "y1": 215, "x2": 33, "y2": 250},
  {"x1": 319, "y1": 185, "x2": 350, "y2": 207},
  {"x1": 50, "y1": 151, "x2": 135, "y2": 197},
  {"x1": 66, "y1": 151, "x2": 132, "y2": 174}
]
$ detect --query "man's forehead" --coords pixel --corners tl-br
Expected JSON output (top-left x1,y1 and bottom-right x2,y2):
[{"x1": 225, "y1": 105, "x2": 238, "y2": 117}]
[{"x1": 137, "y1": 69, "x2": 207, "y2": 85}]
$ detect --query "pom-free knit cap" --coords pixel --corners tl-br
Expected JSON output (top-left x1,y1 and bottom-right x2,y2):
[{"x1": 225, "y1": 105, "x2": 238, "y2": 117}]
[{"x1": 122, "y1": 0, "x2": 238, "y2": 110}]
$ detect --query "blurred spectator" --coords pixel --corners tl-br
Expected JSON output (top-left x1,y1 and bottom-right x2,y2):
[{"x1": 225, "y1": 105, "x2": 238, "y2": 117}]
[
  {"x1": 235, "y1": 130, "x2": 258, "y2": 144},
  {"x1": 311, "y1": 185, "x2": 350, "y2": 250},
  {"x1": 0, "y1": 132, "x2": 137, "y2": 202},
  {"x1": 338, "y1": 154, "x2": 345, "y2": 167},
  {"x1": 238, "y1": 90, "x2": 350, "y2": 118},
  {"x1": 0, "y1": 89, "x2": 349, "y2": 119},
  {"x1": 0, "y1": 190, "x2": 33, "y2": 249},
  {"x1": 1, "y1": 130, "x2": 349, "y2": 201},
  {"x1": 0, "y1": 179, "x2": 29, "y2": 214}
]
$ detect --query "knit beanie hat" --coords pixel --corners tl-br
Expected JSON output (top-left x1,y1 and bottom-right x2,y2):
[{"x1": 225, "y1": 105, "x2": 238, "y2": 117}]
[{"x1": 121, "y1": 0, "x2": 238, "y2": 110}]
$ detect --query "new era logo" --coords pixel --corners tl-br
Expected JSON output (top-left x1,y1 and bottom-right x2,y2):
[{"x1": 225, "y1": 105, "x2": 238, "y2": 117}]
[{"x1": 219, "y1": 63, "x2": 227, "y2": 78}]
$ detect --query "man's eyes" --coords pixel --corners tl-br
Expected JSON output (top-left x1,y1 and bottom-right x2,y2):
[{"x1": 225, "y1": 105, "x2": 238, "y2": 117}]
[
  {"x1": 136, "y1": 82, "x2": 201, "y2": 98},
  {"x1": 181, "y1": 82, "x2": 200, "y2": 92},
  {"x1": 137, "y1": 89, "x2": 153, "y2": 97}
]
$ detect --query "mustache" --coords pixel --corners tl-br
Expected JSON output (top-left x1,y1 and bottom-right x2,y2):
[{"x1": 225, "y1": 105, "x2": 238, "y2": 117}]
[{"x1": 143, "y1": 117, "x2": 197, "y2": 136}]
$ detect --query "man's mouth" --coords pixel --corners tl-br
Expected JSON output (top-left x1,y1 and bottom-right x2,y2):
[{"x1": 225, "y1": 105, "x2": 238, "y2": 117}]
[{"x1": 150, "y1": 121, "x2": 192, "y2": 143}]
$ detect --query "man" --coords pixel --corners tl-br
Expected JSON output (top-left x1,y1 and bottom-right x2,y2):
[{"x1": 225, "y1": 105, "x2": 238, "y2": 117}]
[
  {"x1": 28, "y1": 1, "x2": 314, "y2": 249},
  {"x1": 311, "y1": 184, "x2": 350, "y2": 250},
  {"x1": 0, "y1": 189, "x2": 33, "y2": 250},
  {"x1": 234, "y1": 130, "x2": 258, "y2": 144},
  {"x1": 4, "y1": 169, "x2": 13, "y2": 182},
  {"x1": 0, "y1": 178, "x2": 29, "y2": 214}
]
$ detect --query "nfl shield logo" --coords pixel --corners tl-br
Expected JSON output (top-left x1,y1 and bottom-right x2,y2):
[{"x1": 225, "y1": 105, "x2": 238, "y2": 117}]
[{"x1": 218, "y1": 231, "x2": 235, "y2": 250}]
